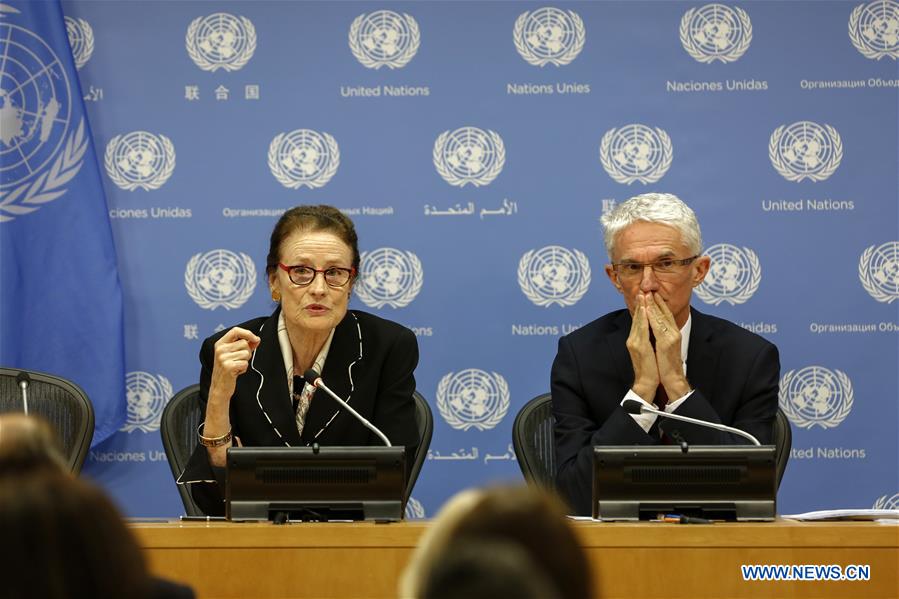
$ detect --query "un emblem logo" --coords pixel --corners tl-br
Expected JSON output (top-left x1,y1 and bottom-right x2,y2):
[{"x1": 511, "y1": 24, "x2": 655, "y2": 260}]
[
  {"x1": 513, "y1": 7, "x2": 585, "y2": 67},
  {"x1": 437, "y1": 369, "x2": 510, "y2": 432},
  {"x1": 268, "y1": 129, "x2": 339, "y2": 189},
  {"x1": 695, "y1": 244, "x2": 761, "y2": 306},
  {"x1": 355, "y1": 248, "x2": 423, "y2": 309},
  {"x1": 104, "y1": 131, "x2": 176, "y2": 191},
  {"x1": 518, "y1": 246, "x2": 591, "y2": 307},
  {"x1": 349, "y1": 10, "x2": 420, "y2": 69},
  {"x1": 779, "y1": 366, "x2": 854, "y2": 430},
  {"x1": 873, "y1": 492, "x2": 899, "y2": 510},
  {"x1": 404, "y1": 497, "x2": 426, "y2": 519},
  {"x1": 121, "y1": 371, "x2": 173, "y2": 433},
  {"x1": 185, "y1": 249, "x2": 257, "y2": 310},
  {"x1": 0, "y1": 10, "x2": 88, "y2": 223},
  {"x1": 600, "y1": 124, "x2": 673, "y2": 185},
  {"x1": 769, "y1": 121, "x2": 842, "y2": 182},
  {"x1": 680, "y1": 4, "x2": 752, "y2": 63},
  {"x1": 859, "y1": 241, "x2": 899, "y2": 303},
  {"x1": 849, "y1": 1, "x2": 899, "y2": 60},
  {"x1": 433, "y1": 127, "x2": 505, "y2": 187},
  {"x1": 186, "y1": 13, "x2": 256, "y2": 72},
  {"x1": 64, "y1": 16, "x2": 94, "y2": 69}
]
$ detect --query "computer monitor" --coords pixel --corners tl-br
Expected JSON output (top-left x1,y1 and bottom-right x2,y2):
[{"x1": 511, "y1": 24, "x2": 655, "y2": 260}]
[
  {"x1": 592, "y1": 445, "x2": 776, "y2": 521},
  {"x1": 225, "y1": 446, "x2": 406, "y2": 522}
]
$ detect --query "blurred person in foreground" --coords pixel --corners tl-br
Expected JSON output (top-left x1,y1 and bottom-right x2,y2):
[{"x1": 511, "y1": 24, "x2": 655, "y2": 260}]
[
  {"x1": 178, "y1": 205, "x2": 420, "y2": 516},
  {"x1": 399, "y1": 485, "x2": 592, "y2": 599},
  {"x1": 552, "y1": 192, "x2": 779, "y2": 515},
  {"x1": 0, "y1": 412, "x2": 67, "y2": 475},
  {"x1": 418, "y1": 539, "x2": 561, "y2": 599},
  {"x1": 0, "y1": 413, "x2": 193, "y2": 599}
]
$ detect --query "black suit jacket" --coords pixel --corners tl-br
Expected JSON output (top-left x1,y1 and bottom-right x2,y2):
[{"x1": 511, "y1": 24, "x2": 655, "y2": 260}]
[
  {"x1": 551, "y1": 307, "x2": 779, "y2": 515},
  {"x1": 179, "y1": 308, "x2": 419, "y2": 516}
]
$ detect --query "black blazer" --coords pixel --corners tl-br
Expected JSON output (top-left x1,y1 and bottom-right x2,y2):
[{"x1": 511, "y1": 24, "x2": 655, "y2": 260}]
[
  {"x1": 179, "y1": 308, "x2": 420, "y2": 516},
  {"x1": 551, "y1": 307, "x2": 779, "y2": 515}
]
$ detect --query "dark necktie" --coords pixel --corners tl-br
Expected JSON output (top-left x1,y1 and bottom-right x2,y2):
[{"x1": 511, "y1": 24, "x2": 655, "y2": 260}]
[
  {"x1": 654, "y1": 385, "x2": 669, "y2": 409},
  {"x1": 647, "y1": 335, "x2": 672, "y2": 439},
  {"x1": 648, "y1": 331, "x2": 669, "y2": 409},
  {"x1": 654, "y1": 385, "x2": 672, "y2": 443}
]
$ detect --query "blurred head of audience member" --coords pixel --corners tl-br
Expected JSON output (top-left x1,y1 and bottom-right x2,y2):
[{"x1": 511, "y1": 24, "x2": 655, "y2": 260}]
[
  {"x1": 0, "y1": 412, "x2": 67, "y2": 475},
  {"x1": 400, "y1": 485, "x2": 592, "y2": 599},
  {"x1": 0, "y1": 414, "x2": 194, "y2": 599},
  {"x1": 0, "y1": 470, "x2": 153, "y2": 599},
  {"x1": 419, "y1": 539, "x2": 561, "y2": 599}
]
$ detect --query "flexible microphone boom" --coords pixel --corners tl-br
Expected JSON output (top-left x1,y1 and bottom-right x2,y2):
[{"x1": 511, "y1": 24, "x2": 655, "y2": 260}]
[
  {"x1": 622, "y1": 398, "x2": 761, "y2": 446},
  {"x1": 16, "y1": 371, "x2": 31, "y2": 415},
  {"x1": 303, "y1": 369, "x2": 392, "y2": 447}
]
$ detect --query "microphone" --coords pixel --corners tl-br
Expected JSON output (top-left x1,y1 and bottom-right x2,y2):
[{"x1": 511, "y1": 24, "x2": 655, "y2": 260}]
[
  {"x1": 622, "y1": 398, "x2": 761, "y2": 446},
  {"x1": 302, "y1": 369, "x2": 392, "y2": 447},
  {"x1": 16, "y1": 371, "x2": 30, "y2": 415}
]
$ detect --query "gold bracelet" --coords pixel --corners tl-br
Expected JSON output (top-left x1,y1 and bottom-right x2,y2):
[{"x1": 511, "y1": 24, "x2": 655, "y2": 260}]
[{"x1": 197, "y1": 423, "x2": 233, "y2": 448}]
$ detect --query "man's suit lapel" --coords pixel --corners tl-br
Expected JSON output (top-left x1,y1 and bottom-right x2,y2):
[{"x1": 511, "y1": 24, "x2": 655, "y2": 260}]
[
  {"x1": 300, "y1": 312, "x2": 361, "y2": 443},
  {"x1": 606, "y1": 310, "x2": 635, "y2": 388},
  {"x1": 251, "y1": 310, "x2": 301, "y2": 445},
  {"x1": 686, "y1": 308, "x2": 720, "y2": 398}
]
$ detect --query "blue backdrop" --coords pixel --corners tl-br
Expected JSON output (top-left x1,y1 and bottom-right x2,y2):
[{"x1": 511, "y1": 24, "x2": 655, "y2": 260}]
[{"x1": 10, "y1": 0, "x2": 899, "y2": 518}]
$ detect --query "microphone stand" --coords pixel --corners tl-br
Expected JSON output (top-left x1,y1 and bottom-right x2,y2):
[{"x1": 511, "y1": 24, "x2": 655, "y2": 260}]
[
  {"x1": 303, "y1": 369, "x2": 392, "y2": 447},
  {"x1": 16, "y1": 371, "x2": 31, "y2": 415},
  {"x1": 623, "y1": 399, "x2": 761, "y2": 446}
]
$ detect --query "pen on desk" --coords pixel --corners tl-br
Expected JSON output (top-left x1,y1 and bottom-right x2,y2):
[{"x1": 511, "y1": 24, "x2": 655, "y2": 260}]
[{"x1": 658, "y1": 514, "x2": 713, "y2": 524}]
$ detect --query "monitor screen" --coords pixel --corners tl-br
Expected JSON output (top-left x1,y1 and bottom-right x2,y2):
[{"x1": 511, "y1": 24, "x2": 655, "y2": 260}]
[
  {"x1": 592, "y1": 445, "x2": 776, "y2": 521},
  {"x1": 226, "y1": 446, "x2": 406, "y2": 522}
]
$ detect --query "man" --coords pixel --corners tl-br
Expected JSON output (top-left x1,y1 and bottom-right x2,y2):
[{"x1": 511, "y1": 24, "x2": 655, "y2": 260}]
[{"x1": 551, "y1": 193, "x2": 779, "y2": 515}]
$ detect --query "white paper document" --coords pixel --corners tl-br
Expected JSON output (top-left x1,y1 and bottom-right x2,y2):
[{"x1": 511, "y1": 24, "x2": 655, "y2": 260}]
[{"x1": 780, "y1": 509, "x2": 899, "y2": 521}]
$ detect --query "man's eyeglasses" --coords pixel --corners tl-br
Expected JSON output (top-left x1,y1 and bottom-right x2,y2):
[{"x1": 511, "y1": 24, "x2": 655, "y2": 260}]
[
  {"x1": 611, "y1": 255, "x2": 700, "y2": 279},
  {"x1": 278, "y1": 263, "x2": 356, "y2": 287}
]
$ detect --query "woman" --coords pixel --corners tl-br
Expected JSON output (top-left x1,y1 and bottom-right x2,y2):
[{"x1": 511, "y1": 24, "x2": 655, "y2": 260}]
[{"x1": 179, "y1": 205, "x2": 420, "y2": 516}]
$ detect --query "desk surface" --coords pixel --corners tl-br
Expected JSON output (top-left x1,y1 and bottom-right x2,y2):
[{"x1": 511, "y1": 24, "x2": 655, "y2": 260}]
[{"x1": 133, "y1": 519, "x2": 899, "y2": 599}]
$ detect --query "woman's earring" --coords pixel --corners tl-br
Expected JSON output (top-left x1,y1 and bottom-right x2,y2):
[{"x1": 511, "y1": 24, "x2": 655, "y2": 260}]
[{"x1": 271, "y1": 288, "x2": 281, "y2": 302}]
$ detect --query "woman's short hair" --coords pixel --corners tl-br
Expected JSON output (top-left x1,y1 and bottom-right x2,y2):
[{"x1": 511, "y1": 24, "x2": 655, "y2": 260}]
[
  {"x1": 0, "y1": 471, "x2": 152, "y2": 599},
  {"x1": 400, "y1": 486, "x2": 592, "y2": 599},
  {"x1": 266, "y1": 205, "x2": 360, "y2": 275},
  {"x1": 600, "y1": 192, "x2": 703, "y2": 259}
]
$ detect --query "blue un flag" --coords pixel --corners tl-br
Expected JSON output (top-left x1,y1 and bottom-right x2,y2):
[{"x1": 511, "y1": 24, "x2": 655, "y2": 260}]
[{"x1": 0, "y1": 0, "x2": 126, "y2": 445}]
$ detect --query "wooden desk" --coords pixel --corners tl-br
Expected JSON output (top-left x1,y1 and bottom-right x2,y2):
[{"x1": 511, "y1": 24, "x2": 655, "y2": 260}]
[{"x1": 132, "y1": 519, "x2": 899, "y2": 599}]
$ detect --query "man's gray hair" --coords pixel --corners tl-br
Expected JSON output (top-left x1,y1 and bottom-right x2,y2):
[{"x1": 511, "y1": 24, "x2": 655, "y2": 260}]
[{"x1": 600, "y1": 192, "x2": 702, "y2": 259}]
